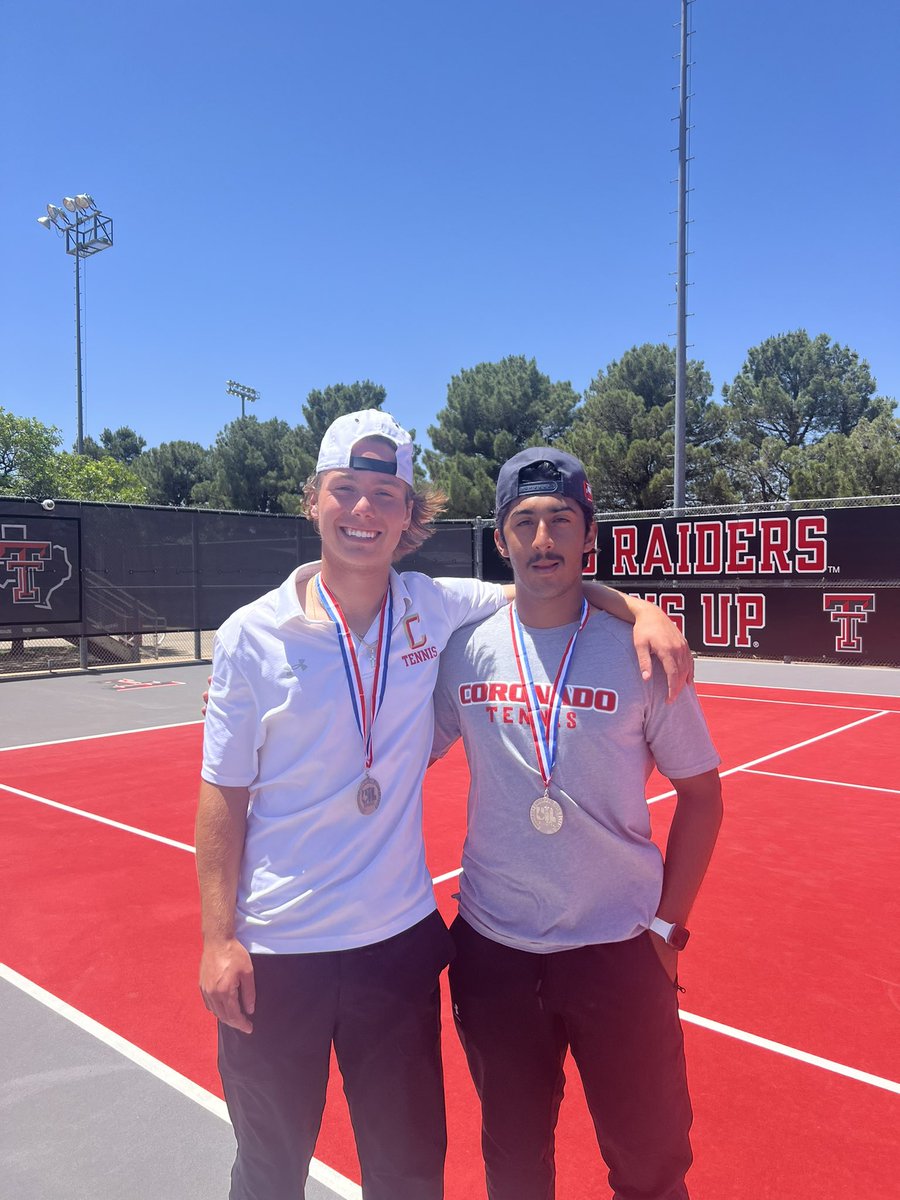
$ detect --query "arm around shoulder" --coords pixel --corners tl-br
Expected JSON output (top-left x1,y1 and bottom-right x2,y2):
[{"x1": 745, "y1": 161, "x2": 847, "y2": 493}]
[{"x1": 583, "y1": 582, "x2": 693, "y2": 701}]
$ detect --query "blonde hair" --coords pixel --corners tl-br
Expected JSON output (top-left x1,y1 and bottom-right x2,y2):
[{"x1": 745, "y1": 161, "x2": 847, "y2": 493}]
[{"x1": 302, "y1": 473, "x2": 448, "y2": 561}]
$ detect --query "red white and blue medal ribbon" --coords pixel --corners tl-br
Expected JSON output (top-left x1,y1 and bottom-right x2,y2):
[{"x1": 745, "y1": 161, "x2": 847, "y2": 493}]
[
  {"x1": 315, "y1": 574, "x2": 392, "y2": 811},
  {"x1": 509, "y1": 598, "x2": 590, "y2": 832}
]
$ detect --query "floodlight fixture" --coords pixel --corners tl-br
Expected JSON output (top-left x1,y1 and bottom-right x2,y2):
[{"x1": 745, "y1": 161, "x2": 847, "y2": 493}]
[
  {"x1": 35, "y1": 192, "x2": 113, "y2": 455},
  {"x1": 226, "y1": 379, "x2": 261, "y2": 418}
]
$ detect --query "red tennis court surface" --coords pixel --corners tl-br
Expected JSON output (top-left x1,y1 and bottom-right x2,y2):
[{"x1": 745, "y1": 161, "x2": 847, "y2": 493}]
[{"x1": 2, "y1": 680, "x2": 899, "y2": 1199}]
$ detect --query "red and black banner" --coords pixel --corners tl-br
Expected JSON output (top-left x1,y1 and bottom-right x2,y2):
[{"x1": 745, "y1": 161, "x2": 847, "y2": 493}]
[
  {"x1": 2, "y1": 498, "x2": 897, "y2": 668},
  {"x1": 588, "y1": 505, "x2": 898, "y2": 667}
]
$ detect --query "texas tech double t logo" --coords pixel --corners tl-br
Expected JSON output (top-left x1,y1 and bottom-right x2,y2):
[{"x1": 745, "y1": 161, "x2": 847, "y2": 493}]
[
  {"x1": 0, "y1": 522, "x2": 73, "y2": 611},
  {"x1": 822, "y1": 593, "x2": 876, "y2": 654}
]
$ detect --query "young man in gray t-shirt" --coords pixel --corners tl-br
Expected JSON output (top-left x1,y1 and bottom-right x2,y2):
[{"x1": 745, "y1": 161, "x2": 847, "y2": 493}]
[{"x1": 432, "y1": 447, "x2": 723, "y2": 1200}]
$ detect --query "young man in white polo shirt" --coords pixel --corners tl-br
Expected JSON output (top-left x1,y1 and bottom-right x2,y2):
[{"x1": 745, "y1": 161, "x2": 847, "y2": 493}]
[
  {"x1": 197, "y1": 412, "x2": 693, "y2": 1200},
  {"x1": 432, "y1": 447, "x2": 723, "y2": 1200}
]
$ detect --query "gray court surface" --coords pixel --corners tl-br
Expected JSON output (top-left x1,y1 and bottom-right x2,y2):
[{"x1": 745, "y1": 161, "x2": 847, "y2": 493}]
[
  {"x1": 0, "y1": 975, "x2": 344, "y2": 1200},
  {"x1": 0, "y1": 662, "x2": 213, "y2": 749},
  {"x1": 1, "y1": 655, "x2": 897, "y2": 1199},
  {"x1": 1, "y1": 974, "x2": 239, "y2": 1200},
  {"x1": 0, "y1": 661, "x2": 350, "y2": 1200}
]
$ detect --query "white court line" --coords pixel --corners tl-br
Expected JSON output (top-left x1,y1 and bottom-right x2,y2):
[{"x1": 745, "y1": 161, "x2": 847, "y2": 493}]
[
  {"x1": 742, "y1": 768, "x2": 900, "y2": 796},
  {"x1": 679, "y1": 1008, "x2": 900, "y2": 1095},
  {"x1": 432, "y1": 867, "x2": 463, "y2": 885},
  {"x1": 696, "y1": 691, "x2": 889, "y2": 714},
  {"x1": 647, "y1": 708, "x2": 889, "y2": 803},
  {"x1": 3, "y1": 778, "x2": 469, "y2": 889},
  {"x1": 0, "y1": 782, "x2": 465, "y2": 887},
  {"x1": 695, "y1": 679, "x2": 900, "y2": 702},
  {"x1": 0, "y1": 963, "x2": 362, "y2": 1200},
  {"x1": 0, "y1": 783, "x2": 196, "y2": 853},
  {"x1": 0, "y1": 719, "x2": 204, "y2": 754}
]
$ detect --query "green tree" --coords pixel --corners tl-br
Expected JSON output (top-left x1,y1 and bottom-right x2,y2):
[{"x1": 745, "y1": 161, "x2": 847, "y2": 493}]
[
  {"x1": 0, "y1": 408, "x2": 63, "y2": 497},
  {"x1": 721, "y1": 331, "x2": 894, "y2": 502},
  {"x1": 53, "y1": 453, "x2": 147, "y2": 502},
  {"x1": 722, "y1": 330, "x2": 885, "y2": 445},
  {"x1": 192, "y1": 417, "x2": 295, "y2": 512},
  {"x1": 302, "y1": 381, "x2": 388, "y2": 447},
  {"x1": 281, "y1": 382, "x2": 391, "y2": 505},
  {"x1": 82, "y1": 426, "x2": 147, "y2": 464},
  {"x1": 133, "y1": 441, "x2": 212, "y2": 506},
  {"x1": 560, "y1": 344, "x2": 734, "y2": 510},
  {"x1": 785, "y1": 413, "x2": 900, "y2": 499},
  {"x1": 424, "y1": 357, "x2": 579, "y2": 517}
]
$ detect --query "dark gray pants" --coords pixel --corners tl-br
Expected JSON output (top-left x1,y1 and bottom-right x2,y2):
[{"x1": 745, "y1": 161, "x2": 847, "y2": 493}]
[
  {"x1": 449, "y1": 917, "x2": 693, "y2": 1200},
  {"x1": 219, "y1": 911, "x2": 453, "y2": 1200}
]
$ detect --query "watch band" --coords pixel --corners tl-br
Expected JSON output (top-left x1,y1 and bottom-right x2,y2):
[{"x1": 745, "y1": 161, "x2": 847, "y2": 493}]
[{"x1": 649, "y1": 916, "x2": 690, "y2": 950}]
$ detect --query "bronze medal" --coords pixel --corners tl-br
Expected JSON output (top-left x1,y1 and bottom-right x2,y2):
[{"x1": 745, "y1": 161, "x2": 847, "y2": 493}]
[
  {"x1": 357, "y1": 774, "x2": 382, "y2": 816},
  {"x1": 530, "y1": 793, "x2": 564, "y2": 835}
]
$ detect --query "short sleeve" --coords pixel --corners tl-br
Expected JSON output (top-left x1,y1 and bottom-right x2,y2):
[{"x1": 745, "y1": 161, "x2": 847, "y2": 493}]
[
  {"x1": 201, "y1": 636, "x2": 262, "y2": 787},
  {"x1": 643, "y1": 668, "x2": 721, "y2": 781},
  {"x1": 432, "y1": 577, "x2": 507, "y2": 632},
  {"x1": 430, "y1": 641, "x2": 463, "y2": 762}
]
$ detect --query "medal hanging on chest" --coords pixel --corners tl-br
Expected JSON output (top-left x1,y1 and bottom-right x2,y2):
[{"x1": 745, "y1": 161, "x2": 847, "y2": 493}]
[
  {"x1": 315, "y1": 574, "x2": 393, "y2": 816},
  {"x1": 509, "y1": 599, "x2": 590, "y2": 835}
]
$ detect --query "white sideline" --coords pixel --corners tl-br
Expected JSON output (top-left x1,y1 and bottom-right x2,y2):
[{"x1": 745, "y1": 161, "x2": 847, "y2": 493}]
[
  {"x1": 646, "y1": 708, "x2": 889, "y2": 803},
  {"x1": 0, "y1": 782, "x2": 197, "y2": 853},
  {"x1": 696, "y1": 691, "x2": 887, "y2": 713},
  {"x1": 0, "y1": 963, "x2": 362, "y2": 1199},
  {"x1": 679, "y1": 1008, "x2": 900, "y2": 1096},
  {"x1": 742, "y1": 767, "x2": 900, "y2": 796},
  {"x1": 0, "y1": 718, "x2": 204, "y2": 754}
]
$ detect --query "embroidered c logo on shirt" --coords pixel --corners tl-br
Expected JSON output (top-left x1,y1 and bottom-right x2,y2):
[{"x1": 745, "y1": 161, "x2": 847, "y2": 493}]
[{"x1": 403, "y1": 614, "x2": 427, "y2": 650}]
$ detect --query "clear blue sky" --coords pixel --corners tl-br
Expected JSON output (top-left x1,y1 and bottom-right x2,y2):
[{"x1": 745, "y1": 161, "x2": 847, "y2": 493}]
[{"x1": 4, "y1": 0, "x2": 898, "y2": 456}]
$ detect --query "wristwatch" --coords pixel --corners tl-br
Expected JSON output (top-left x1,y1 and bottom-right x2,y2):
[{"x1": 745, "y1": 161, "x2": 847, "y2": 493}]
[{"x1": 649, "y1": 916, "x2": 690, "y2": 951}]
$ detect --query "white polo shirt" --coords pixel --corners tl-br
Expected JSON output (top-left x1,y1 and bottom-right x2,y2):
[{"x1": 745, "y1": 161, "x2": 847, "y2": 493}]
[{"x1": 202, "y1": 562, "x2": 506, "y2": 954}]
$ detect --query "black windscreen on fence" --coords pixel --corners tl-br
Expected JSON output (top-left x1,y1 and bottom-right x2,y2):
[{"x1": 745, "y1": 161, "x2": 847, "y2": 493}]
[
  {"x1": 1, "y1": 496, "x2": 897, "y2": 667},
  {"x1": 0, "y1": 499, "x2": 475, "y2": 641}
]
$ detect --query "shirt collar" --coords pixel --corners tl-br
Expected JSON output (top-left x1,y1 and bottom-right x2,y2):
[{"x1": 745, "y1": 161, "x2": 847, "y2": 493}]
[
  {"x1": 274, "y1": 562, "x2": 320, "y2": 628},
  {"x1": 274, "y1": 562, "x2": 413, "y2": 629}
]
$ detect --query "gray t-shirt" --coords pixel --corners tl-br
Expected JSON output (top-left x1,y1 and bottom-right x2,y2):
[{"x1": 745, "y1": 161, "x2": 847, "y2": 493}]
[{"x1": 431, "y1": 605, "x2": 721, "y2": 953}]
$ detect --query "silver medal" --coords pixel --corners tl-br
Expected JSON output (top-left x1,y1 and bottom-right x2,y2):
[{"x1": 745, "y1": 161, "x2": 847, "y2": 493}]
[
  {"x1": 357, "y1": 774, "x2": 382, "y2": 816},
  {"x1": 530, "y1": 793, "x2": 564, "y2": 835}
]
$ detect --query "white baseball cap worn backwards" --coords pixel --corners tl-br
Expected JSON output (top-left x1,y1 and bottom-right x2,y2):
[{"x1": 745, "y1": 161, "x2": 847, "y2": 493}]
[{"x1": 316, "y1": 410, "x2": 415, "y2": 487}]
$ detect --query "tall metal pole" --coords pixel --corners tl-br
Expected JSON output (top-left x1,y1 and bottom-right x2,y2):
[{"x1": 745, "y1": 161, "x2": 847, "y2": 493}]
[
  {"x1": 673, "y1": 0, "x2": 690, "y2": 511},
  {"x1": 74, "y1": 248, "x2": 84, "y2": 455}
]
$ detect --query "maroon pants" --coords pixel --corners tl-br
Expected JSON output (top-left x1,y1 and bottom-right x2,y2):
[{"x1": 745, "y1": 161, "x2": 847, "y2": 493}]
[
  {"x1": 218, "y1": 911, "x2": 453, "y2": 1200},
  {"x1": 449, "y1": 917, "x2": 693, "y2": 1200}
]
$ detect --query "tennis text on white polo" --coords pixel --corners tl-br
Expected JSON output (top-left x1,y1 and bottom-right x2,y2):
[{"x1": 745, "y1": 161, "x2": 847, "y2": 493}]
[
  {"x1": 610, "y1": 515, "x2": 828, "y2": 576},
  {"x1": 401, "y1": 644, "x2": 439, "y2": 667}
]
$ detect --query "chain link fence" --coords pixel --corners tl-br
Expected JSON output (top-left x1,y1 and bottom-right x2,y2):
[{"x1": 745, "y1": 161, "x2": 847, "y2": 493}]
[{"x1": 0, "y1": 629, "x2": 218, "y2": 678}]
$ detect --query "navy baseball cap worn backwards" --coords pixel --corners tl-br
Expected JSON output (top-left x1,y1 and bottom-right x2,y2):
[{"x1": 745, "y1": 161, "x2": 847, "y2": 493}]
[{"x1": 495, "y1": 447, "x2": 594, "y2": 517}]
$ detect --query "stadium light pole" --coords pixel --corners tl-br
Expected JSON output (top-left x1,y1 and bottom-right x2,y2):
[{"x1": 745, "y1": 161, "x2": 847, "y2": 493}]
[
  {"x1": 36, "y1": 195, "x2": 114, "y2": 455},
  {"x1": 226, "y1": 379, "x2": 260, "y2": 418},
  {"x1": 672, "y1": 0, "x2": 693, "y2": 512}
]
